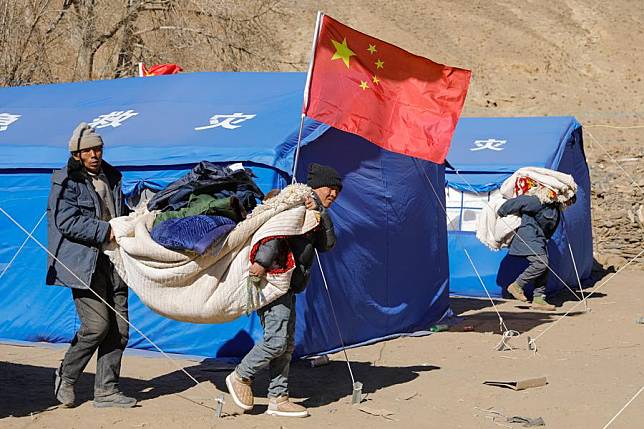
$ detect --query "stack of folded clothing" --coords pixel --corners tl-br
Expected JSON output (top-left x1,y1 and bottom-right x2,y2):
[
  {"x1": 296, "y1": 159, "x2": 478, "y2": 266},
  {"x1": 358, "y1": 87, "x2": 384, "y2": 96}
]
[
  {"x1": 147, "y1": 162, "x2": 265, "y2": 254},
  {"x1": 147, "y1": 161, "x2": 263, "y2": 213}
]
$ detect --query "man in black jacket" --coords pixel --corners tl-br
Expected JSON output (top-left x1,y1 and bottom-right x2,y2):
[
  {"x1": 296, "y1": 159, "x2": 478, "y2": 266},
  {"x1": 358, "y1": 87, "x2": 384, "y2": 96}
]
[
  {"x1": 226, "y1": 163, "x2": 342, "y2": 418},
  {"x1": 497, "y1": 193, "x2": 574, "y2": 311},
  {"x1": 47, "y1": 123, "x2": 135, "y2": 408}
]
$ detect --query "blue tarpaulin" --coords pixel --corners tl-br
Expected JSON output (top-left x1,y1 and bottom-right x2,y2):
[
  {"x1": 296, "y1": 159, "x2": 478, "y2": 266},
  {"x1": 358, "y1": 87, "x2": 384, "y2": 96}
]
[
  {"x1": 0, "y1": 72, "x2": 449, "y2": 358},
  {"x1": 0, "y1": 72, "x2": 305, "y2": 170},
  {"x1": 445, "y1": 117, "x2": 593, "y2": 297}
]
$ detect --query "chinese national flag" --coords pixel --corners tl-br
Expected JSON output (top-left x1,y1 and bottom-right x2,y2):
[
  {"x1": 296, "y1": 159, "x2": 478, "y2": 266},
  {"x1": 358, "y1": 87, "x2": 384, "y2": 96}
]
[
  {"x1": 142, "y1": 63, "x2": 183, "y2": 76},
  {"x1": 304, "y1": 15, "x2": 471, "y2": 164}
]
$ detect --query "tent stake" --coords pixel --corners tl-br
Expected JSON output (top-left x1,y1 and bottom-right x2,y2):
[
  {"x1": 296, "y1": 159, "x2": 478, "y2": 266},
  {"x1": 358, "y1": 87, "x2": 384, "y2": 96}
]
[
  {"x1": 351, "y1": 382, "x2": 363, "y2": 405},
  {"x1": 214, "y1": 394, "x2": 224, "y2": 418}
]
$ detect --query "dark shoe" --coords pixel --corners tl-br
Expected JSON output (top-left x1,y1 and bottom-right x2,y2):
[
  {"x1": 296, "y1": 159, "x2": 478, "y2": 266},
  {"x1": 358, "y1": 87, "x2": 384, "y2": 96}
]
[
  {"x1": 531, "y1": 296, "x2": 556, "y2": 311},
  {"x1": 54, "y1": 369, "x2": 75, "y2": 408},
  {"x1": 266, "y1": 395, "x2": 309, "y2": 418},
  {"x1": 507, "y1": 282, "x2": 528, "y2": 302},
  {"x1": 93, "y1": 392, "x2": 137, "y2": 408},
  {"x1": 225, "y1": 372, "x2": 254, "y2": 411}
]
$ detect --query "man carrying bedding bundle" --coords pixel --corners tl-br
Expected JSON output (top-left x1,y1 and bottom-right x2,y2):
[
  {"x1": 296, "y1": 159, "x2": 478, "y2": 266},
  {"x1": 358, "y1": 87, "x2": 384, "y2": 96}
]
[
  {"x1": 47, "y1": 123, "x2": 135, "y2": 408},
  {"x1": 498, "y1": 189, "x2": 576, "y2": 311},
  {"x1": 226, "y1": 163, "x2": 342, "y2": 418}
]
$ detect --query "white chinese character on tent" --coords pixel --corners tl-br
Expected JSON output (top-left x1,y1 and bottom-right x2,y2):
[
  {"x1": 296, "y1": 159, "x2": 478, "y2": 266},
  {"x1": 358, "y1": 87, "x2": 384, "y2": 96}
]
[
  {"x1": 89, "y1": 110, "x2": 139, "y2": 129},
  {"x1": 194, "y1": 113, "x2": 256, "y2": 131},
  {"x1": 0, "y1": 113, "x2": 21, "y2": 132},
  {"x1": 470, "y1": 138, "x2": 507, "y2": 151}
]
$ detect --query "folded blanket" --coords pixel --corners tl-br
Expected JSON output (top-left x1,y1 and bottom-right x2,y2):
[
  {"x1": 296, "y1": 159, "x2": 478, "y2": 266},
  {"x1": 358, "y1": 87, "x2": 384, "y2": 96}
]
[
  {"x1": 104, "y1": 184, "x2": 318, "y2": 324},
  {"x1": 476, "y1": 198, "x2": 521, "y2": 250},
  {"x1": 150, "y1": 215, "x2": 236, "y2": 255}
]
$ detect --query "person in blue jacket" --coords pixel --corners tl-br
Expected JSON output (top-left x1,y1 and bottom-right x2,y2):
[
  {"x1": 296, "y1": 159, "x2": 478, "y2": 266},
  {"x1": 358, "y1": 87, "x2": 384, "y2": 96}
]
[
  {"x1": 225, "y1": 163, "x2": 341, "y2": 418},
  {"x1": 46, "y1": 123, "x2": 135, "y2": 408},
  {"x1": 497, "y1": 192, "x2": 575, "y2": 311}
]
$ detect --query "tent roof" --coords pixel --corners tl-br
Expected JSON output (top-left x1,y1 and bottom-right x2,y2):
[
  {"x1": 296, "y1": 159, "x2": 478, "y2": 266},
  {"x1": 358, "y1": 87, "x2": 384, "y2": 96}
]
[
  {"x1": 0, "y1": 72, "x2": 307, "y2": 171},
  {"x1": 446, "y1": 116, "x2": 581, "y2": 192}
]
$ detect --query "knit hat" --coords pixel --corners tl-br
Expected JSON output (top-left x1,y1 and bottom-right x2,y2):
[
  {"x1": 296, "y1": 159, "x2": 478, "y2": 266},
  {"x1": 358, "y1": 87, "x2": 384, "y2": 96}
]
[
  {"x1": 306, "y1": 163, "x2": 342, "y2": 191},
  {"x1": 68, "y1": 122, "x2": 103, "y2": 153}
]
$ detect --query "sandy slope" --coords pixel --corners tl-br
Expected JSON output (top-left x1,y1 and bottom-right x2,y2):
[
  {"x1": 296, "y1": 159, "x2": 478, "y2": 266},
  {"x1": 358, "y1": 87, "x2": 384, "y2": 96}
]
[
  {"x1": 277, "y1": 0, "x2": 643, "y2": 119},
  {"x1": 1, "y1": 270, "x2": 642, "y2": 428}
]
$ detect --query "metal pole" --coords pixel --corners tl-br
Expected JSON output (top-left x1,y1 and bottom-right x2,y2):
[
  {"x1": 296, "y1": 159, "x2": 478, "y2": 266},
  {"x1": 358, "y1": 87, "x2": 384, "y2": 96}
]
[
  {"x1": 291, "y1": 11, "x2": 324, "y2": 182},
  {"x1": 291, "y1": 113, "x2": 306, "y2": 183},
  {"x1": 302, "y1": 11, "x2": 324, "y2": 113}
]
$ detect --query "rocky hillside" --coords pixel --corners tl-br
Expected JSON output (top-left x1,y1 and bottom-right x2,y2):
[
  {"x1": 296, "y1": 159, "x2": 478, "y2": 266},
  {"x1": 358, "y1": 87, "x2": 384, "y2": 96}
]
[{"x1": 274, "y1": 0, "x2": 643, "y2": 268}]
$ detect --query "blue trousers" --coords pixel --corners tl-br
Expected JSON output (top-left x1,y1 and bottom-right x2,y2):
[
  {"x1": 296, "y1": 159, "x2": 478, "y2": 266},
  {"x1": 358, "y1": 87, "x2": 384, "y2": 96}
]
[{"x1": 236, "y1": 290, "x2": 296, "y2": 397}]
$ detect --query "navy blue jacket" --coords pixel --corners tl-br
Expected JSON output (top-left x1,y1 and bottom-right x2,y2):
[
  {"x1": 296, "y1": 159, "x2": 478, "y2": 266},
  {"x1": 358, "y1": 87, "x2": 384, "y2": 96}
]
[
  {"x1": 497, "y1": 195, "x2": 560, "y2": 256},
  {"x1": 46, "y1": 158, "x2": 126, "y2": 289}
]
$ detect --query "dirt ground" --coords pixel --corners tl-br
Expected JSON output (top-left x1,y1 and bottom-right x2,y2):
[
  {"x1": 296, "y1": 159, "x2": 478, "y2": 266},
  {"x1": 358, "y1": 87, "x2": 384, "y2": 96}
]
[
  {"x1": 1, "y1": 269, "x2": 642, "y2": 429},
  {"x1": 1, "y1": 2, "x2": 642, "y2": 428}
]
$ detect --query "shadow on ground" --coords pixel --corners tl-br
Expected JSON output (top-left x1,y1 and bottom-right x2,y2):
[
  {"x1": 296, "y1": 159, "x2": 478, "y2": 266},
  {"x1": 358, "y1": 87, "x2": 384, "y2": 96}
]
[
  {"x1": 204, "y1": 359, "x2": 439, "y2": 414},
  {"x1": 449, "y1": 288, "x2": 606, "y2": 334},
  {"x1": 449, "y1": 256, "x2": 614, "y2": 334},
  {"x1": 0, "y1": 360, "x2": 220, "y2": 418},
  {"x1": 0, "y1": 358, "x2": 439, "y2": 418}
]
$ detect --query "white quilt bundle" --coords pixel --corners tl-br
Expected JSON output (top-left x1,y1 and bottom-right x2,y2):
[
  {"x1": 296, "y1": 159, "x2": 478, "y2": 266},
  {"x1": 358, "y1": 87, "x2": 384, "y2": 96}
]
[
  {"x1": 476, "y1": 167, "x2": 577, "y2": 250},
  {"x1": 476, "y1": 198, "x2": 522, "y2": 251},
  {"x1": 104, "y1": 184, "x2": 318, "y2": 324},
  {"x1": 499, "y1": 166, "x2": 577, "y2": 203}
]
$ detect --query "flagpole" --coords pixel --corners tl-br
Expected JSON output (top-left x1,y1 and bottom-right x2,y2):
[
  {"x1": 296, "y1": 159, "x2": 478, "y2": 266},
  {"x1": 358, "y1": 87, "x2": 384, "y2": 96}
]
[
  {"x1": 302, "y1": 10, "x2": 323, "y2": 112},
  {"x1": 291, "y1": 12, "x2": 362, "y2": 401},
  {"x1": 291, "y1": 10, "x2": 324, "y2": 184}
]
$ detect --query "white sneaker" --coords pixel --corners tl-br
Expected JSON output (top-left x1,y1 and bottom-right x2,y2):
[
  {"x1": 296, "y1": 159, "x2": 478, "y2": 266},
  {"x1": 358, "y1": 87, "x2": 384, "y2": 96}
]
[{"x1": 266, "y1": 395, "x2": 309, "y2": 418}]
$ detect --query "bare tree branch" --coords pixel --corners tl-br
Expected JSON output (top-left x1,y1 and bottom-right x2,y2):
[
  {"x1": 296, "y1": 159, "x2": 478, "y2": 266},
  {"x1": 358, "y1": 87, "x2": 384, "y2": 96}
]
[
  {"x1": 94, "y1": 0, "x2": 149, "y2": 50},
  {"x1": 182, "y1": 0, "x2": 282, "y2": 23},
  {"x1": 44, "y1": 0, "x2": 72, "y2": 37},
  {"x1": 6, "y1": 0, "x2": 53, "y2": 85}
]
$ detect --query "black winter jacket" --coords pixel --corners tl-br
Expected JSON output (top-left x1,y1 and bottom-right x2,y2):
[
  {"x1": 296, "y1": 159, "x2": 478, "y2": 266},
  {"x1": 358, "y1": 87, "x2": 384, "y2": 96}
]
[
  {"x1": 497, "y1": 195, "x2": 560, "y2": 256},
  {"x1": 253, "y1": 194, "x2": 336, "y2": 293}
]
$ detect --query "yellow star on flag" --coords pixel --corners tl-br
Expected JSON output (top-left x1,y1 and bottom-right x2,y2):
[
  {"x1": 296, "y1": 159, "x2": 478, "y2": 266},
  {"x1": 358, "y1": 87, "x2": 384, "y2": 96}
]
[
  {"x1": 331, "y1": 38, "x2": 356, "y2": 68},
  {"x1": 375, "y1": 59, "x2": 384, "y2": 69},
  {"x1": 359, "y1": 80, "x2": 369, "y2": 90},
  {"x1": 367, "y1": 44, "x2": 377, "y2": 54},
  {"x1": 372, "y1": 75, "x2": 380, "y2": 85}
]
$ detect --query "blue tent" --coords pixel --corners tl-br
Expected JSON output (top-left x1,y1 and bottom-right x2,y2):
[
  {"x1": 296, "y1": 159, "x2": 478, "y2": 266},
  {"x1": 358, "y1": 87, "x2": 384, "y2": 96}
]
[
  {"x1": 445, "y1": 117, "x2": 593, "y2": 297},
  {"x1": 0, "y1": 72, "x2": 449, "y2": 358}
]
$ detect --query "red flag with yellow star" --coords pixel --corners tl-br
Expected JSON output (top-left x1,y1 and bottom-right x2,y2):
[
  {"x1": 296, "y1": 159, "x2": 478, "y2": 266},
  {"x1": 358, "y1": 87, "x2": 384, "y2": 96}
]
[{"x1": 304, "y1": 15, "x2": 471, "y2": 164}]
